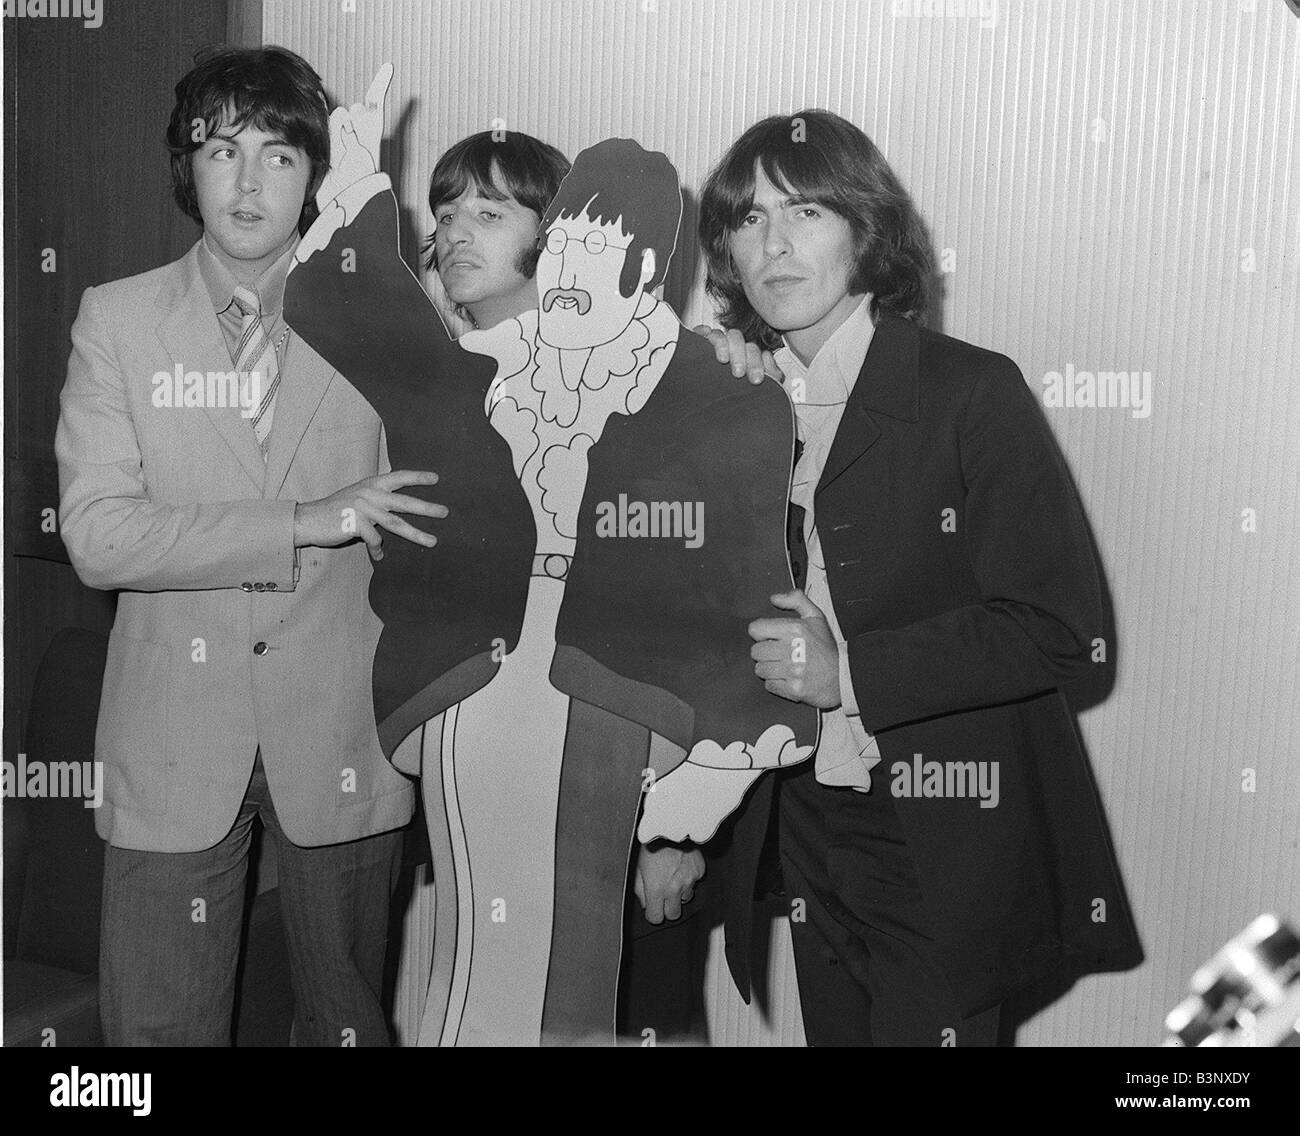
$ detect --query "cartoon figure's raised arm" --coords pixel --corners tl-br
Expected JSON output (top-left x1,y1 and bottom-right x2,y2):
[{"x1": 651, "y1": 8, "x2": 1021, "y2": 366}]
[
  {"x1": 286, "y1": 64, "x2": 457, "y2": 400},
  {"x1": 316, "y1": 62, "x2": 392, "y2": 213}
]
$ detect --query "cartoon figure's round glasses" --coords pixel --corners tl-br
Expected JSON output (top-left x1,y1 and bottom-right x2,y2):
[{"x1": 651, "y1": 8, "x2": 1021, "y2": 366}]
[{"x1": 544, "y1": 228, "x2": 632, "y2": 256}]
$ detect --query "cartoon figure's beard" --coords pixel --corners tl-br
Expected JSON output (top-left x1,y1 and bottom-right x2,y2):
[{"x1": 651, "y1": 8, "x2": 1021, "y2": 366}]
[{"x1": 541, "y1": 287, "x2": 592, "y2": 315}]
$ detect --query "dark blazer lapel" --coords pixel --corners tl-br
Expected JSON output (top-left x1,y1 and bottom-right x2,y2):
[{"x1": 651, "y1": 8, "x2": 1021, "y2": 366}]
[
  {"x1": 816, "y1": 312, "x2": 921, "y2": 496},
  {"x1": 155, "y1": 244, "x2": 267, "y2": 492},
  {"x1": 262, "y1": 334, "x2": 336, "y2": 499}
]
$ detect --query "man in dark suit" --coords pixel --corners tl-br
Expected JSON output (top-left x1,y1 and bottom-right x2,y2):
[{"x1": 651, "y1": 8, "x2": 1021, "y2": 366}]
[{"x1": 698, "y1": 109, "x2": 1140, "y2": 1046}]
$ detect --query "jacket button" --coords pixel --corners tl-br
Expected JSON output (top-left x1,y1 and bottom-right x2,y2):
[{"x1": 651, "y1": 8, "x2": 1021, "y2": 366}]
[
  {"x1": 265, "y1": 582, "x2": 277, "y2": 591},
  {"x1": 253, "y1": 582, "x2": 266, "y2": 592},
  {"x1": 241, "y1": 582, "x2": 253, "y2": 592},
  {"x1": 253, "y1": 642, "x2": 269, "y2": 656}
]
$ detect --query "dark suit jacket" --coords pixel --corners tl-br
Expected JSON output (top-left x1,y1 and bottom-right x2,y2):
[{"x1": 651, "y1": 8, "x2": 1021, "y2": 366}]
[{"x1": 722, "y1": 312, "x2": 1140, "y2": 1016}]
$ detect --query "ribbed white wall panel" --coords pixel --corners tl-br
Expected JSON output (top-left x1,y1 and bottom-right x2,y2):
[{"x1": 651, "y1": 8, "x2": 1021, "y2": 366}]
[
  {"x1": 264, "y1": 0, "x2": 1300, "y2": 1047},
  {"x1": 704, "y1": 918, "x2": 807, "y2": 1047}
]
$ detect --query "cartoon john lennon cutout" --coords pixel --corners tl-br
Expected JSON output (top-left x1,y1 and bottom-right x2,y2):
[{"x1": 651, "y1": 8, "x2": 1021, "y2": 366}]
[{"x1": 285, "y1": 67, "x2": 817, "y2": 1046}]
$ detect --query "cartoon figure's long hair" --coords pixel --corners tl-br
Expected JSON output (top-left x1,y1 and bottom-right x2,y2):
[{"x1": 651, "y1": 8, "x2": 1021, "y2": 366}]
[{"x1": 542, "y1": 139, "x2": 682, "y2": 298}]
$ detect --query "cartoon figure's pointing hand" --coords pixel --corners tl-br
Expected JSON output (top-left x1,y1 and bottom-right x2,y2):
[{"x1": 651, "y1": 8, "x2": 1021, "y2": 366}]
[
  {"x1": 295, "y1": 64, "x2": 395, "y2": 266},
  {"x1": 317, "y1": 62, "x2": 393, "y2": 210}
]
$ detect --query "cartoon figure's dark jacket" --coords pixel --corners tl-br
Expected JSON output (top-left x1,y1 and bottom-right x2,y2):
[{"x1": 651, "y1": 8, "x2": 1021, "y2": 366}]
[{"x1": 285, "y1": 184, "x2": 817, "y2": 772}]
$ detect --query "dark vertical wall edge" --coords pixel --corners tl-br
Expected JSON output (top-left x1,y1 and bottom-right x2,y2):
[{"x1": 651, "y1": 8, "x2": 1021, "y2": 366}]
[
  {"x1": 227, "y1": 0, "x2": 264, "y2": 49},
  {"x1": 4, "y1": 23, "x2": 22, "y2": 766},
  {"x1": 4, "y1": 0, "x2": 234, "y2": 758}
]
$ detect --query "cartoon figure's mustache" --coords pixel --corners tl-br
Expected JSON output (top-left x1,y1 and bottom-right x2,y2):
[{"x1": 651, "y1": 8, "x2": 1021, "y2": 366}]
[{"x1": 542, "y1": 287, "x2": 592, "y2": 315}]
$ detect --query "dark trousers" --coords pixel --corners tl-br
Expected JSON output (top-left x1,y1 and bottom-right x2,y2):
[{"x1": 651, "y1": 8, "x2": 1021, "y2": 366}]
[
  {"x1": 99, "y1": 752, "x2": 403, "y2": 1046},
  {"x1": 778, "y1": 762, "x2": 1000, "y2": 1047},
  {"x1": 618, "y1": 878, "x2": 711, "y2": 1045}
]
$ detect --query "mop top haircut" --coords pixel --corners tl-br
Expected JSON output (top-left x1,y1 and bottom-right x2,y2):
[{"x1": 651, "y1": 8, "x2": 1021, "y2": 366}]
[
  {"x1": 422, "y1": 131, "x2": 572, "y2": 274},
  {"x1": 541, "y1": 138, "x2": 681, "y2": 299},
  {"x1": 699, "y1": 108, "x2": 936, "y2": 349},
  {"x1": 165, "y1": 45, "x2": 331, "y2": 235}
]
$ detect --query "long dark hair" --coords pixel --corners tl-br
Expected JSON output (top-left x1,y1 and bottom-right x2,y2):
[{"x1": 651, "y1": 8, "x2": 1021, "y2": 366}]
[
  {"x1": 699, "y1": 109, "x2": 935, "y2": 348},
  {"x1": 422, "y1": 130, "x2": 570, "y2": 273},
  {"x1": 165, "y1": 45, "x2": 331, "y2": 235}
]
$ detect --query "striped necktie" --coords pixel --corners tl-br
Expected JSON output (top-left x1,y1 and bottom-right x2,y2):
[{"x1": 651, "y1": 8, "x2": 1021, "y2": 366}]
[{"x1": 232, "y1": 285, "x2": 281, "y2": 457}]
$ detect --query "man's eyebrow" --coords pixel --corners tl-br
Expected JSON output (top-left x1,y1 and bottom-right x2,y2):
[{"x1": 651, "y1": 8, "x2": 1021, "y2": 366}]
[
  {"x1": 741, "y1": 192, "x2": 817, "y2": 210},
  {"x1": 434, "y1": 190, "x2": 521, "y2": 212},
  {"x1": 205, "y1": 130, "x2": 295, "y2": 149}
]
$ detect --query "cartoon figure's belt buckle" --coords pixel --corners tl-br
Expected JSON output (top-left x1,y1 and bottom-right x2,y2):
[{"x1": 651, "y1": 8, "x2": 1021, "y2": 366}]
[{"x1": 532, "y1": 553, "x2": 572, "y2": 581}]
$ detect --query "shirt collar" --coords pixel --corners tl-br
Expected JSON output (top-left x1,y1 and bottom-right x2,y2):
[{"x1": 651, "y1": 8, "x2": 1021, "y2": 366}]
[
  {"x1": 198, "y1": 234, "x2": 299, "y2": 318},
  {"x1": 773, "y1": 294, "x2": 875, "y2": 406}
]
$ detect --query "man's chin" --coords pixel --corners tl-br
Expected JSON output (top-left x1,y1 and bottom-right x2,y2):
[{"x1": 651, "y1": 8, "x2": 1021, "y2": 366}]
[
  {"x1": 206, "y1": 219, "x2": 298, "y2": 258},
  {"x1": 746, "y1": 303, "x2": 805, "y2": 336},
  {"x1": 443, "y1": 288, "x2": 476, "y2": 307}
]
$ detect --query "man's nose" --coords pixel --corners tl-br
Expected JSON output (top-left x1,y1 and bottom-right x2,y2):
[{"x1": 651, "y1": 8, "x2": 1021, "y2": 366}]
[
  {"x1": 763, "y1": 220, "x2": 792, "y2": 259},
  {"x1": 236, "y1": 157, "x2": 261, "y2": 194}
]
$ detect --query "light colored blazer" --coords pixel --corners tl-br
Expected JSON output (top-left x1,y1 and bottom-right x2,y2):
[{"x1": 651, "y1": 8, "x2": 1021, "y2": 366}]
[{"x1": 55, "y1": 240, "x2": 413, "y2": 852}]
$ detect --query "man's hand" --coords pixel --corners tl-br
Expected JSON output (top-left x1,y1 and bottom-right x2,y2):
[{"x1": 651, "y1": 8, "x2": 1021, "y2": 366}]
[
  {"x1": 316, "y1": 63, "x2": 393, "y2": 210},
  {"x1": 294, "y1": 469, "x2": 446, "y2": 558},
  {"x1": 749, "y1": 589, "x2": 841, "y2": 708},
  {"x1": 692, "y1": 324, "x2": 784, "y2": 386},
  {"x1": 634, "y1": 841, "x2": 705, "y2": 924}
]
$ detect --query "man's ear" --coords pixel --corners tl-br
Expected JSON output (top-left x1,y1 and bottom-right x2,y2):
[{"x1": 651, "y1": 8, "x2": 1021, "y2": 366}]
[{"x1": 639, "y1": 247, "x2": 656, "y2": 288}]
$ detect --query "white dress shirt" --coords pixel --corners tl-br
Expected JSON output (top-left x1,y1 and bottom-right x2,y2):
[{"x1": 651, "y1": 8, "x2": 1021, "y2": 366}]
[{"x1": 774, "y1": 294, "x2": 880, "y2": 792}]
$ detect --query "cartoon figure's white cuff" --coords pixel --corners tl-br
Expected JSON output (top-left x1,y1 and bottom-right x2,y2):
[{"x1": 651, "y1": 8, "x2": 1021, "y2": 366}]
[
  {"x1": 330, "y1": 171, "x2": 391, "y2": 225},
  {"x1": 293, "y1": 172, "x2": 392, "y2": 267},
  {"x1": 637, "y1": 725, "x2": 813, "y2": 844}
]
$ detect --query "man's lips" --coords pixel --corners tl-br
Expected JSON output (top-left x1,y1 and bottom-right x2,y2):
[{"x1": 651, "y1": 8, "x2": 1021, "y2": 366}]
[
  {"x1": 763, "y1": 273, "x2": 807, "y2": 288},
  {"x1": 444, "y1": 259, "x2": 483, "y2": 270},
  {"x1": 230, "y1": 207, "x2": 264, "y2": 223}
]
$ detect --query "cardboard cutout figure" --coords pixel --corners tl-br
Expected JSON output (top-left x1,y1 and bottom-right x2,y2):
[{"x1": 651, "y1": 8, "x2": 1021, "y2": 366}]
[{"x1": 285, "y1": 67, "x2": 817, "y2": 1046}]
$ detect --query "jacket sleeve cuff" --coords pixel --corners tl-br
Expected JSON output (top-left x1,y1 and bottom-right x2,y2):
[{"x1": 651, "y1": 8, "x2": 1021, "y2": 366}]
[
  {"x1": 838, "y1": 639, "x2": 860, "y2": 716},
  {"x1": 246, "y1": 500, "x2": 299, "y2": 592}
]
